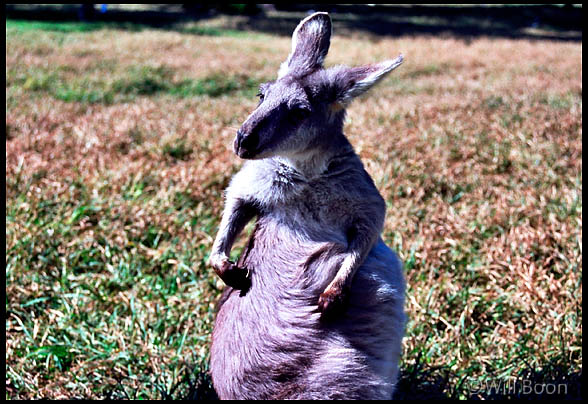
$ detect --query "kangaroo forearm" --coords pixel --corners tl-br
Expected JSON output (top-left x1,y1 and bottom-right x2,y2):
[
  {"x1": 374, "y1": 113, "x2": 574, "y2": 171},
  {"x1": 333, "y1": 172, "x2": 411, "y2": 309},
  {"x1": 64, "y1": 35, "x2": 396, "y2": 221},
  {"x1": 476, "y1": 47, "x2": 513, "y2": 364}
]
[
  {"x1": 331, "y1": 236, "x2": 377, "y2": 288},
  {"x1": 326, "y1": 217, "x2": 381, "y2": 289},
  {"x1": 212, "y1": 198, "x2": 257, "y2": 259},
  {"x1": 209, "y1": 198, "x2": 257, "y2": 290}
]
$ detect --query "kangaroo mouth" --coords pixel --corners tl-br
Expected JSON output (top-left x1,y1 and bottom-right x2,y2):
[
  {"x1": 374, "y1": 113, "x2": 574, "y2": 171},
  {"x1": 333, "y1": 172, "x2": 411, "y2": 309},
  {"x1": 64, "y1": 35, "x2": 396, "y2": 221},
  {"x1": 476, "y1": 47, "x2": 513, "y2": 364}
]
[{"x1": 235, "y1": 146, "x2": 257, "y2": 159}]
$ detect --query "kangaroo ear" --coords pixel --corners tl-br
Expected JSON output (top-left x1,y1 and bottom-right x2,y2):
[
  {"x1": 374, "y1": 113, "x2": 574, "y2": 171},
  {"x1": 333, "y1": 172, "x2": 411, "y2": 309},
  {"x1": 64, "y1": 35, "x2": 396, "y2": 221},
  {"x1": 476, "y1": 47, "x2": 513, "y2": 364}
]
[
  {"x1": 278, "y1": 12, "x2": 332, "y2": 79},
  {"x1": 331, "y1": 55, "x2": 404, "y2": 105}
]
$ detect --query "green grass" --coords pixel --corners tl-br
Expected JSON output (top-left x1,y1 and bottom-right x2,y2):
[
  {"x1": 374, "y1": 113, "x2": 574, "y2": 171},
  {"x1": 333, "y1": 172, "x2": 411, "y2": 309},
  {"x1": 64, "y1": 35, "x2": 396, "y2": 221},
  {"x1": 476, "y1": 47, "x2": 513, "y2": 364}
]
[
  {"x1": 6, "y1": 18, "x2": 263, "y2": 38},
  {"x1": 7, "y1": 64, "x2": 263, "y2": 104},
  {"x1": 6, "y1": 19, "x2": 148, "y2": 33},
  {"x1": 6, "y1": 181, "x2": 220, "y2": 398},
  {"x1": 6, "y1": 15, "x2": 582, "y2": 400}
]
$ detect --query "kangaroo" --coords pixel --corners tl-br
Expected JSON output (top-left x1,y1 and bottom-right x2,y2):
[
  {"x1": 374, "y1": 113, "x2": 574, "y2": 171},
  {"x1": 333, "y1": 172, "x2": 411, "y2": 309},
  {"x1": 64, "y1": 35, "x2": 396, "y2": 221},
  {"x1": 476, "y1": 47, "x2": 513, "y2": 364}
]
[{"x1": 209, "y1": 12, "x2": 406, "y2": 399}]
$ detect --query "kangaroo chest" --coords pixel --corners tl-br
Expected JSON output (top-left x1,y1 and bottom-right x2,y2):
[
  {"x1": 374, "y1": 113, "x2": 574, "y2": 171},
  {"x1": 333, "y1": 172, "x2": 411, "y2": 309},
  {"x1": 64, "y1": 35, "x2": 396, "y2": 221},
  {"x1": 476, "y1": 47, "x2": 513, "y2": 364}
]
[{"x1": 265, "y1": 172, "x2": 358, "y2": 235}]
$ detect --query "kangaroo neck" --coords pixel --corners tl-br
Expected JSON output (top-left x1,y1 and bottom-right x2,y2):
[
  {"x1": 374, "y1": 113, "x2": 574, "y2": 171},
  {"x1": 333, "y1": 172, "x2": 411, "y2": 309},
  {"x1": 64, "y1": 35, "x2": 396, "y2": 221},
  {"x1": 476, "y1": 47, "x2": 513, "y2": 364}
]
[{"x1": 273, "y1": 132, "x2": 354, "y2": 180}]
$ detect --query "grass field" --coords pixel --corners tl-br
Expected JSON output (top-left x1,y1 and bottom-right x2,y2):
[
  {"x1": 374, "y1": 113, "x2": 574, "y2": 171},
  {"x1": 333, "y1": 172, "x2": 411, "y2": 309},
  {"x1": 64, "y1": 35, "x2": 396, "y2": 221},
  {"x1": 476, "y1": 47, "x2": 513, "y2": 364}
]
[{"x1": 5, "y1": 16, "x2": 582, "y2": 399}]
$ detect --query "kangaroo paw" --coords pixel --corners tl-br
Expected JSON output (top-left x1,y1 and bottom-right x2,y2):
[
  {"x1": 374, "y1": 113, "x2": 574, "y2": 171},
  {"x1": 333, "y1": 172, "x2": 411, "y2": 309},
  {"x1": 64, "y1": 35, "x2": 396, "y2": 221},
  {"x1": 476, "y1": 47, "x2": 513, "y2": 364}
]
[
  {"x1": 217, "y1": 259, "x2": 251, "y2": 291},
  {"x1": 318, "y1": 285, "x2": 349, "y2": 321}
]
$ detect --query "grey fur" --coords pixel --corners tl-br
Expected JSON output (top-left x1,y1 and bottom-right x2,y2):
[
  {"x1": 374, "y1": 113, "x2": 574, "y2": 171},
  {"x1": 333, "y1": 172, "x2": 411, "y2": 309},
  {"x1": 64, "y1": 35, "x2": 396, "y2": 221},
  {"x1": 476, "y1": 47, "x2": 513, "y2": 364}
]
[{"x1": 209, "y1": 12, "x2": 406, "y2": 400}]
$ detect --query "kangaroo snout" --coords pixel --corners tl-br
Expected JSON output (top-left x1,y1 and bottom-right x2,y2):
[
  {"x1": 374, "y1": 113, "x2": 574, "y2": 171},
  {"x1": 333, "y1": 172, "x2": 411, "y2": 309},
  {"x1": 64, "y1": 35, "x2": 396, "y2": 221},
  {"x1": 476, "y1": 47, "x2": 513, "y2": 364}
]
[{"x1": 234, "y1": 128, "x2": 259, "y2": 159}]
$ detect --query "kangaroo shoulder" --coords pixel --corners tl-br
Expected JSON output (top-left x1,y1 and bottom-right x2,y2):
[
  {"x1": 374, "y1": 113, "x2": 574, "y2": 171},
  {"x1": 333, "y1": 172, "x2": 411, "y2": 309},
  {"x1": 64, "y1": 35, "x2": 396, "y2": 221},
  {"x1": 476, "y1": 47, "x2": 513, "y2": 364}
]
[
  {"x1": 326, "y1": 155, "x2": 381, "y2": 197},
  {"x1": 226, "y1": 160, "x2": 285, "y2": 206}
]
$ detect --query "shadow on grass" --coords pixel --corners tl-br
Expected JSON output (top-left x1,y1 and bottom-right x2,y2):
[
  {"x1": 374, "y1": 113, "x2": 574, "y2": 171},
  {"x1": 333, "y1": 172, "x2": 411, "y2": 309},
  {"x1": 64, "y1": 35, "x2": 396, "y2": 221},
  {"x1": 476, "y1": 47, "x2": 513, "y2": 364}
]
[
  {"x1": 130, "y1": 355, "x2": 581, "y2": 400},
  {"x1": 5, "y1": 4, "x2": 209, "y2": 29},
  {"x1": 157, "y1": 370, "x2": 219, "y2": 401},
  {"x1": 272, "y1": 4, "x2": 582, "y2": 41},
  {"x1": 393, "y1": 353, "x2": 582, "y2": 400},
  {"x1": 5, "y1": 4, "x2": 582, "y2": 42}
]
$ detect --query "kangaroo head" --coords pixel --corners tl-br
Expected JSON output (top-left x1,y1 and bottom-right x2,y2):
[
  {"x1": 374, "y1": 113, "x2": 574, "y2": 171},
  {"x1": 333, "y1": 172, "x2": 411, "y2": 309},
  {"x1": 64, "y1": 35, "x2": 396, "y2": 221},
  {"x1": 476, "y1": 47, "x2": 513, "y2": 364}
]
[{"x1": 234, "y1": 12, "x2": 403, "y2": 160}]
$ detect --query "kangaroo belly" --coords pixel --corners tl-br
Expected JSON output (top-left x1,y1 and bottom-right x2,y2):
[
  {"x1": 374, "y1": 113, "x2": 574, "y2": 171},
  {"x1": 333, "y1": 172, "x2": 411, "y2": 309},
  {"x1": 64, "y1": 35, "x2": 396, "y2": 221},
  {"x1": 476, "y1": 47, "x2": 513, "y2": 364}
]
[{"x1": 210, "y1": 217, "x2": 405, "y2": 399}]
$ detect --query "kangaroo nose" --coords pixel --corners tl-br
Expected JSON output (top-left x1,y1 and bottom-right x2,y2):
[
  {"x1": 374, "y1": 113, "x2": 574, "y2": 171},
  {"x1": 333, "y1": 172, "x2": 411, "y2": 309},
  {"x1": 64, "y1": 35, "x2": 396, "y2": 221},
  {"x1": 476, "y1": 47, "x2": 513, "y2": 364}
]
[
  {"x1": 234, "y1": 128, "x2": 244, "y2": 150},
  {"x1": 234, "y1": 128, "x2": 259, "y2": 158}
]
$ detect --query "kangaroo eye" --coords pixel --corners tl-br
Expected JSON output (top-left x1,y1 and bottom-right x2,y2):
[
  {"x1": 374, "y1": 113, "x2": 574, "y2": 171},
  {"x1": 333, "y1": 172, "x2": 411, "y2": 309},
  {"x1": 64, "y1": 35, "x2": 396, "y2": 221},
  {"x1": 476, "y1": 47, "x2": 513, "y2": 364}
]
[
  {"x1": 256, "y1": 92, "x2": 264, "y2": 101},
  {"x1": 289, "y1": 106, "x2": 310, "y2": 122}
]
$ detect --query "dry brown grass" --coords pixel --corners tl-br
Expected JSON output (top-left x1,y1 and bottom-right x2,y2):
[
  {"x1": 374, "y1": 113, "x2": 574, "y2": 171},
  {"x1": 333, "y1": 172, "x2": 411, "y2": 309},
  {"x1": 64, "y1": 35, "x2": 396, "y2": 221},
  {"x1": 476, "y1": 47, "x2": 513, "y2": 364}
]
[{"x1": 6, "y1": 18, "x2": 581, "y2": 399}]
